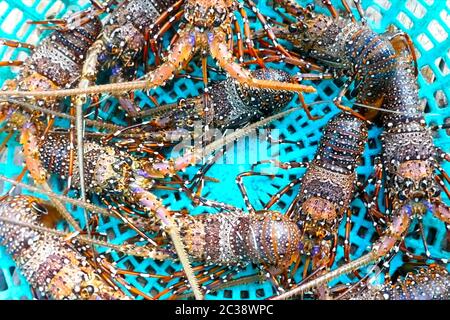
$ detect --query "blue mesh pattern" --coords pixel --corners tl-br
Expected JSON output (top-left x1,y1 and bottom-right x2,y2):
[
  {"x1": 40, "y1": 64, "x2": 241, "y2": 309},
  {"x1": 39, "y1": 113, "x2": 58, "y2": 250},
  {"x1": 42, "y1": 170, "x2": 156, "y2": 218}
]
[{"x1": 0, "y1": 0, "x2": 449, "y2": 299}]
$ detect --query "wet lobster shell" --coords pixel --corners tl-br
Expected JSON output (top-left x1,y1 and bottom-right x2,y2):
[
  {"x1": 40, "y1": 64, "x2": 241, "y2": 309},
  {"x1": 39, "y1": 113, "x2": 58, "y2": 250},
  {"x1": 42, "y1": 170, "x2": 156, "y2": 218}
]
[{"x1": 0, "y1": 195, "x2": 129, "y2": 300}]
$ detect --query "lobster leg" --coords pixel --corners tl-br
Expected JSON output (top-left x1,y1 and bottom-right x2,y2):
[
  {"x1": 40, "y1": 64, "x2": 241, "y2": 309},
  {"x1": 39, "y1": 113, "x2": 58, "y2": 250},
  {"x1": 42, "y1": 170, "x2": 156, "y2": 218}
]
[
  {"x1": 0, "y1": 61, "x2": 23, "y2": 67},
  {"x1": 436, "y1": 148, "x2": 450, "y2": 163},
  {"x1": 0, "y1": 131, "x2": 13, "y2": 154},
  {"x1": 436, "y1": 175, "x2": 450, "y2": 199},
  {"x1": 100, "y1": 197, "x2": 158, "y2": 246},
  {"x1": 152, "y1": 10, "x2": 185, "y2": 43},
  {"x1": 344, "y1": 209, "x2": 362, "y2": 278},
  {"x1": 271, "y1": 3, "x2": 297, "y2": 24},
  {"x1": 229, "y1": 15, "x2": 244, "y2": 63},
  {"x1": 327, "y1": 233, "x2": 339, "y2": 269},
  {"x1": 130, "y1": 185, "x2": 204, "y2": 300},
  {"x1": 252, "y1": 159, "x2": 309, "y2": 171},
  {"x1": 333, "y1": 77, "x2": 368, "y2": 120},
  {"x1": 210, "y1": 29, "x2": 315, "y2": 94},
  {"x1": 151, "y1": 266, "x2": 227, "y2": 299},
  {"x1": 264, "y1": 178, "x2": 302, "y2": 210},
  {"x1": 322, "y1": 0, "x2": 339, "y2": 19},
  {"x1": 0, "y1": 39, "x2": 34, "y2": 50},
  {"x1": 168, "y1": 267, "x2": 233, "y2": 300},
  {"x1": 244, "y1": 0, "x2": 293, "y2": 59},
  {"x1": 239, "y1": 3, "x2": 265, "y2": 68},
  {"x1": 250, "y1": 43, "x2": 325, "y2": 72},
  {"x1": 150, "y1": 0, "x2": 184, "y2": 35},
  {"x1": 352, "y1": 0, "x2": 367, "y2": 25},
  {"x1": 81, "y1": 250, "x2": 155, "y2": 300},
  {"x1": 273, "y1": 0, "x2": 312, "y2": 17},
  {"x1": 188, "y1": 150, "x2": 225, "y2": 195},
  {"x1": 236, "y1": 171, "x2": 278, "y2": 213},
  {"x1": 340, "y1": 0, "x2": 357, "y2": 23},
  {"x1": 371, "y1": 206, "x2": 410, "y2": 259},
  {"x1": 299, "y1": 92, "x2": 322, "y2": 120}
]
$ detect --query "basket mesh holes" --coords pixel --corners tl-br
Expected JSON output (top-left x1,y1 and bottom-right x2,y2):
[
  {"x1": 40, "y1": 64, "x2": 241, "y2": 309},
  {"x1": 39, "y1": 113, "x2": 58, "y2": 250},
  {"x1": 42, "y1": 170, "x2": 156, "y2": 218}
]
[
  {"x1": 286, "y1": 124, "x2": 296, "y2": 135},
  {"x1": 357, "y1": 225, "x2": 369, "y2": 239},
  {"x1": 135, "y1": 276, "x2": 148, "y2": 288},
  {"x1": 240, "y1": 290, "x2": 249, "y2": 299},
  {"x1": 436, "y1": 57, "x2": 450, "y2": 76},
  {"x1": 223, "y1": 290, "x2": 233, "y2": 299},
  {"x1": 106, "y1": 228, "x2": 117, "y2": 241},
  {"x1": 426, "y1": 226, "x2": 438, "y2": 246},
  {"x1": 435, "y1": 90, "x2": 448, "y2": 109},
  {"x1": 255, "y1": 288, "x2": 265, "y2": 298},
  {"x1": 0, "y1": 269, "x2": 7, "y2": 291},
  {"x1": 1, "y1": 8, "x2": 23, "y2": 34},
  {"x1": 373, "y1": 0, "x2": 392, "y2": 10},
  {"x1": 150, "y1": 287, "x2": 160, "y2": 297},
  {"x1": 397, "y1": 12, "x2": 414, "y2": 29},
  {"x1": 417, "y1": 33, "x2": 434, "y2": 51},
  {"x1": 406, "y1": 0, "x2": 427, "y2": 19},
  {"x1": 322, "y1": 106, "x2": 332, "y2": 115},
  {"x1": 323, "y1": 86, "x2": 335, "y2": 97},
  {"x1": 424, "y1": 101, "x2": 431, "y2": 114},
  {"x1": 428, "y1": 20, "x2": 448, "y2": 43},
  {"x1": 163, "y1": 265, "x2": 176, "y2": 275},
  {"x1": 421, "y1": 65, "x2": 436, "y2": 83},
  {"x1": 366, "y1": 6, "x2": 383, "y2": 25}
]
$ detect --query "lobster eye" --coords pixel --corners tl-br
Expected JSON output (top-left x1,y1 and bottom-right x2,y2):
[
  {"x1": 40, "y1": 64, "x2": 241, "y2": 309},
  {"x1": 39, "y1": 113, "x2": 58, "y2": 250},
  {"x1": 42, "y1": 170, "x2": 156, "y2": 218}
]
[
  {"x1": 306, "y1": 3, "x2": 315, "y2": 11},
  {"x1": 394, "y1": 175, "x2": 404, "y2": 184},
  {"x1": 111, "y1": 46, "x2": 120, "y2": 55},
  {"x1": 420, "y1": 179, "x2": 429, "y2": 190},
  {"x1": 431, "y1": 187, "x2": 441, "y2": 197},
  {"x1": 288, "y1": 24, "x2": 298, "y2": 33},
  {"x1": 80, "y1": 285, "x2": 95, "y2": 299},
  {"x1": 213, "y1": 18, "x2": 222, "y2": 27},
  {"x1": 403, "y1": 179, "x2": 414, "y2": 188},
  {"x1": 398, "y1": 190, "x2": 408, "y2": 201}
]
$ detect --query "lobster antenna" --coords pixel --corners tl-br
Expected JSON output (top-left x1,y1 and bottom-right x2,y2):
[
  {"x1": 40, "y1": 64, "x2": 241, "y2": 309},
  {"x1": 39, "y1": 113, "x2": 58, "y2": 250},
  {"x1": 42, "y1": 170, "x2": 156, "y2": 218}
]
[
  {"x1": 199, "y1": 107, "x2": 302, "y2": 158},
  {"x1": 2, "y1": 98, "x2": 124, "y2": 131},
  {"x1": 193, "y1": 101, "x2": 333, "y2": 162},
  {"x1": 0, "y1": 215, "x2": 166, "y2": 259},
  {"x1": 0, "y1": 174, "x2": 158, "y2": 246},
  {"x1": 179, "y1": 274, "x2": 266, "y2": 299},
  {"x1": 271, "y1": 252, "x2": 377, "y2": 300},
  {"x1": 353, "y1": 102, "x2": 440, "y2": 117},
  {"x1": 137, "y1": 102, "x2": 181, "y2": 118},
  {"x1": 0, "y1": 76, "x2": 316, "y2": 98}
]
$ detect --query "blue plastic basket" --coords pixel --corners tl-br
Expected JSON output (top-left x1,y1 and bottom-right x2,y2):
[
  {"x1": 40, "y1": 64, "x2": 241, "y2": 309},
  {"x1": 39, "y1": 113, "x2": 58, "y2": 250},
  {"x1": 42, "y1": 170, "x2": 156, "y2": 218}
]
[{"x1": 0, "y1": 0, "x2": 449, "y2": 300}]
